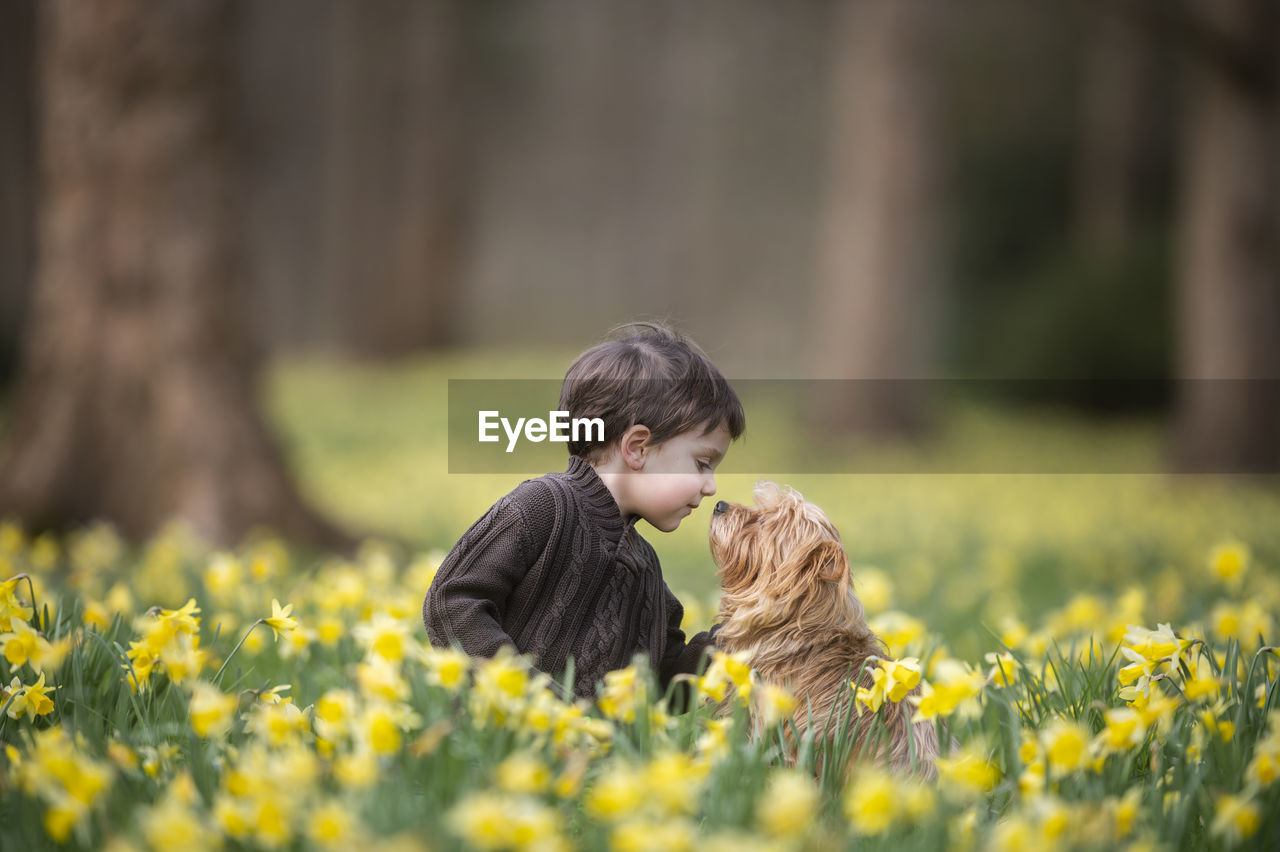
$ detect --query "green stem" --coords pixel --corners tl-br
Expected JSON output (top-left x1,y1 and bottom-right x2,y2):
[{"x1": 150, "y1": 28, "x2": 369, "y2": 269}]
[
  {"x1": 214, "y1": 619, "x2": 264, "y2": 686},
  {"x1": 13, "y1": 573, "x2": 39, "y2": 632}
]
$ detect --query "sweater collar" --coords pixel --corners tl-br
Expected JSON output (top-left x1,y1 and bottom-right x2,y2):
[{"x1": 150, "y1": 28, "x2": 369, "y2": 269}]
[{"x1": 564, "y1": 455, "x2": 637, "y2": 542}]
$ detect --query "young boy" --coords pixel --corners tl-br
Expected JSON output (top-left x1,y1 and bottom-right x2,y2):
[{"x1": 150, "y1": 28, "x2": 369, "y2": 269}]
[{"x1": 423, "y1": 322, "x2": 745, "y2": 700}]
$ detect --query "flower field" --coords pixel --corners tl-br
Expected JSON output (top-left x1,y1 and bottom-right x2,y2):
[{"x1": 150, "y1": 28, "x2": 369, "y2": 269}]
[{"x1": 2, "y1": 354, "x2": 1279, "y2": 850}]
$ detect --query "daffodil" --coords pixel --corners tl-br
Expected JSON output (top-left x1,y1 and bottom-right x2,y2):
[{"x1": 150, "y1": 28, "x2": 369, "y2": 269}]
[
  {"x1": 1180, "y1": 657, "x2": 1220, "y2": 702},
  {"x1": 446, "y1": 791, "x2": 511, "y2": 850},
  {"x1": 643, "y1": 750, "x2": 706, "y2": 816},
  {"x1": 2, "y1": 617, "x2": 46, "y2": 668},
  {"x1": 697, "y1": 650, "x2": 753, "y2": 704},
  {"x1": 203, "y1": 552, "x2": 243, "y2": 604},
  {"x1": 1210, "y1": 792, "x2": 1261, "y2": 844},
  {"x1": 496, "y1": 751, "x2": 551, "y2": 795},
  {"x1": 0, "y1": 576, "x2": 31, "y2": 631},
  {"x1": 755, "y1": 682, "x2": 797, "y2": 727},
  {"x1": 910, "y1": 658, "x2": 984, "y2": 721},
  {"x1": 985, "y1": 651, "x2": 1020, "y2": 687},
  {"x1": 758, "y1": 770, "x2": 819, "y2": 839},
  {"x1": 353, "y1": 610, "x2": 412, "y2": 662},
  {"x1": 4, "y1": 672, "x2": 57, "y2": 720},
  {"x1": 1096, "y1": 706, "x2": 1146, "y2": 754},
  {"x1": 1110, "y1": 787, "x2": 1143, "y2": 837},
  {"x1": 936, "y1": 745, "x2": 1001, "y2": 796},
  {"x1": 307, "y1": 799, "x2": 363, "y2": 851},
  {"x1": 313, "y1": 688, "x2": 357, "y2": 742},
  {"x1": 867, "y1": 611, "x2": 926, "y2": 656},
  {"x1": 585, "y1": 763, "x2": 646, "y2": 821},
  {"x1": 1042, "y1": 718, "x2": 1090, "y2": 774},
  {"x1": 423, "y1": 646, "x2": 469, "y2": 691},
  {"x1": 1208, "y1": 540, "x2": 1249, "y2": 586},
  {"x1": 263, "y1": 599, "x2": 297, "y2": 641},
  {"x1": 844, "y1": 766, "x2": 900, "y2": 835},
  {"x1": 188, "y1": 681, "x2": 237, "y2": 738},
  {"x1": 599, "y1": 664, "x2": 644, "y2": 723}
]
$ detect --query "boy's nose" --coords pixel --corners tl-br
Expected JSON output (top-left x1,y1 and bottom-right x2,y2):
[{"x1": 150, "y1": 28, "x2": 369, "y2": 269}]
[{"x1": 714, "y1": 501, "x2": 730, "y2": 515}]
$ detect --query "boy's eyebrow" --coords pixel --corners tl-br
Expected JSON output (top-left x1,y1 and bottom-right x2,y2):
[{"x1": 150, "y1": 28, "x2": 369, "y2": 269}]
[{"x1": 699, "y1": 446, "x2": 725, "y2": 461}]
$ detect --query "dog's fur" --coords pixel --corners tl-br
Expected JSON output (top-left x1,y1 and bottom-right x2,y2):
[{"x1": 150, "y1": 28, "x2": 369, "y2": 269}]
[{"x1": 709, "y1": 482, "x2": 938, "y2": 779}]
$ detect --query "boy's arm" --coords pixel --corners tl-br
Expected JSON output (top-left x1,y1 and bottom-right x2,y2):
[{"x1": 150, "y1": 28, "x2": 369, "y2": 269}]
[
  {"x1": 423, "y1": 494, "x2": 538, "y2": 659},
  {"x1": 656, "y1": 585, "x2": 717, "y2": 695}
]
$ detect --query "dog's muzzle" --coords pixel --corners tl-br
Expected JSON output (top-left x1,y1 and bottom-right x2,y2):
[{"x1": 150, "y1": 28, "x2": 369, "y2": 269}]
[{"x1": 713, "y1": 501, "x2": 730, "y2": 515}]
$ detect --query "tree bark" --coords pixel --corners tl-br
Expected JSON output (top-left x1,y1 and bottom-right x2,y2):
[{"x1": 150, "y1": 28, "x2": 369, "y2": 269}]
[
  {"x1": 810, "y1": 0, "x2": 939, "y2": 437},
  {"x1": 1075, "y1": 6, "x2": 1150, "y2": 255},
  {"x1": 1172, "y1": 0, "x2": 1280, "y2": 473},
  {"x1": 0, "y1": 0, "x2": 36, "y2": 380},
  {"x1": 0, "y1": 0, "x2": 351, "y2": 548},
  {"x1": 321, "y1": 0, "x2": 466, "y2": 358}
]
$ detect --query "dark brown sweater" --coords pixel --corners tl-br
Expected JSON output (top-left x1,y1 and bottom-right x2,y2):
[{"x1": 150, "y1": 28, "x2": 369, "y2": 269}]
[{"x1": 423, "y1": 455, "x2": 715, "y2": 699}]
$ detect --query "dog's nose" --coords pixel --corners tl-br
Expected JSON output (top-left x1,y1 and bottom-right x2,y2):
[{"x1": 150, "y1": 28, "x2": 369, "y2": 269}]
[{"x1": 714, "y1": 501, "x2": 730, "y2": 515}]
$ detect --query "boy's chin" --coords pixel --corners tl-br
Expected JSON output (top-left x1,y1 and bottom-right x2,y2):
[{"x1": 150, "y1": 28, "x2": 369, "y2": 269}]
[{"x1": 647, "y1": 508, "x2": 692, "y2": 532}]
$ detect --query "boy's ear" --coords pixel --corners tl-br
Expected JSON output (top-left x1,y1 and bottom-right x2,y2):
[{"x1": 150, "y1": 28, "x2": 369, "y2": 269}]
[{"x1": 619, "y1": 424, "x2": 652, "y2": 470}]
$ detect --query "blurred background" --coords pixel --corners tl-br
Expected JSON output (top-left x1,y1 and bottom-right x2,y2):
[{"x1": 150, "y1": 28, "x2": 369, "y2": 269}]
[{"x1": 0, "y1": 0, "x2": 1278, "y2": 642}]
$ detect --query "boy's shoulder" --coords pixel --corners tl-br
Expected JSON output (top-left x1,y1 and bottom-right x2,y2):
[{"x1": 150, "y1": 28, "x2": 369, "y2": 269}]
[{"x1": 489, "y1": 463, "x2": 588, "y2": 531}]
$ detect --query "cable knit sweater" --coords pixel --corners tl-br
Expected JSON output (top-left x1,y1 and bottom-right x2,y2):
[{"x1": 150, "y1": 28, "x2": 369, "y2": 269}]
[{"x1": 423, "y1": 455, "x2": 715, "y2": 699}]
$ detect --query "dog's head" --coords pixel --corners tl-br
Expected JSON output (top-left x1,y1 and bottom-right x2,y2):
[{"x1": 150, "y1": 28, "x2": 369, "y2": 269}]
[{"x1": 709, "y1": 482, "x2": 865, "y2": 639}]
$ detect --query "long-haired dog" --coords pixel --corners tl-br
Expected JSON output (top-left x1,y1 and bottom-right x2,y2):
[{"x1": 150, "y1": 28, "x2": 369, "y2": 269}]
[{"x1": 709, "y1": 482, "x2": 938, "y2": 778}]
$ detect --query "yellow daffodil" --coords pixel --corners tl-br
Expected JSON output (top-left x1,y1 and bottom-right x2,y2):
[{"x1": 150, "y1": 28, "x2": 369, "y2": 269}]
[
  {"x1": 599, "y1": 664, "x2": 644, "y2": 723},
  {"x1": 1096, "y1": 706, "x2": 1146, "y2": 753},
  {"x1": 353, "y1": 611, "x2": 411, "y2": 662},
  {"x1": 985, "y1": 651, "x2": 1020, "y2": 687},
  {"x1": 867, "y1": 611, "x2": 926, "y2": 657},
  {"x1": 755, "y1": 682, "x2": 798, "y2": 727},
  {"x1": 844, "y1": 766, "x2": 900, "y2": 835},
  {"x1": 936, "y1": 745, "x2": 1001, "y2": 796},
  {"x1": 2, "y1": 617, "x2": 45, "y2": 668},
  {"x1": 1210, "y1": 792, "x2": 1261, "y2": 844},
  {"x1": 263, "y1": 599, "x2": 297, "y2": 641},
  {"x1": 910, "y1": 658, "x2": 984, "y2": 721},
  {"x1": 0, "y1": 576, "x2": 31, "y2": 632},
  {"x1": 585, "y1": 763, "x2": 646, "y2": 821},
  {"x1": 424, "y1": 646, "x2": 469, "y2": 692},
  {"x1": 188, "y1": 681, "x2": 238, "y2": 738},
  {"x1": 757, "y1": 770, "x2": 819, "y2": 839},
  {"x1": 5, "y1": 672, "x2": 57, "y2": 720},
  {"x1": 1042, "y1": 718, "x2": 1090, "y2": 774},
  {"x1": 1208, "y1": 540, "x2": 1249, "y2": 586}
]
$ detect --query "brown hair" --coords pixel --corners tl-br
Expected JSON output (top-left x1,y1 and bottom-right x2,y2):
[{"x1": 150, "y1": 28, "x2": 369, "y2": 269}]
[{"x1": 558, "y1": 321, "x2": 746, "y2": 462}]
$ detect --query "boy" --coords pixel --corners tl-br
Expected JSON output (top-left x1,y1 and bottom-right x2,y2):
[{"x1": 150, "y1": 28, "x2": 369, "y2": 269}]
[{"x1": 423, "y1": 322, "x2": 745, "y2": 700}]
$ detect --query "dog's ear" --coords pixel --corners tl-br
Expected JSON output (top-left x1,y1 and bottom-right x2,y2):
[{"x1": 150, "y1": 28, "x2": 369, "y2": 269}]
[{"x1": 812, "y1": 539, "x2": 850, "y2": 584}]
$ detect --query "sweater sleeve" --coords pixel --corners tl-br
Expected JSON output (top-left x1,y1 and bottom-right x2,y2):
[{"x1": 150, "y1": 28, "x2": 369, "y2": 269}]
[
  {"x1": 423, "y1": 493, "x2": 538, "y2": 659},
  {"x1": 656, "y1": 584, "x2": 716, "y2": 691}
]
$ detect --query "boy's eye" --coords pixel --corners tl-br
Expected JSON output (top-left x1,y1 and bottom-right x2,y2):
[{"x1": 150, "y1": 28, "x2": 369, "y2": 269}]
[{"x1": 697, "y1": 460, "x2": 712, "y2": 472}]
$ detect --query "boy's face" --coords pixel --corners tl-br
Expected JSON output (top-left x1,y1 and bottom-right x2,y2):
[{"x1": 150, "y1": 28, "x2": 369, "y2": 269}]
[{"x1": 628, "y1": 422, "x2": 732, "y2": 532}]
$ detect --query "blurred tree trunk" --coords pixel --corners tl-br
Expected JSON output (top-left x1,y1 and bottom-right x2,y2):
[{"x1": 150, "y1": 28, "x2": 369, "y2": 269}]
[
  {"x1": 810, "y1": 0, "x2": 938, "y2": 437},
  {"x1": 236, "y1": 0, "x2": 339, "y2": 351},
  {"x1": 0, "y1": 0, "x2": 351, "y2": 548},
  {"x1": 1075, "y1": 6, "x2": 1150, "y2": 255},
  {"x1": 0, "y1": 0, "x2": 36, "y2": 382},
  {"x1": 1172, "y1": 0, "x2": 1280, "y2": 473},
  {"x1": 321, "y1": 0, "x2": 466, "y2": 357}
]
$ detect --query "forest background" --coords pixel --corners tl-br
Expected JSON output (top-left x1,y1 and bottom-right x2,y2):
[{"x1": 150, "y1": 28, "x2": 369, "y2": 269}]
[{"x1": 0, "y1": 0, "x2": 1277, "y2": 618}]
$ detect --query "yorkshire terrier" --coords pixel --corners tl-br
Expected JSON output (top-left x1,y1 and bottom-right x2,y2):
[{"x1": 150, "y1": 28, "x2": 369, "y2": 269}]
[{"x1": 709, "y1": 482, "x2": 938, "y2": 778}]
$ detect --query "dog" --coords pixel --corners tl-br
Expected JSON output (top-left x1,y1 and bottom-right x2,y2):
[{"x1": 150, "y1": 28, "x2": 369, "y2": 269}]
[{"x1": 708, "y1": 481, "x2": 938, "y2": 779}]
